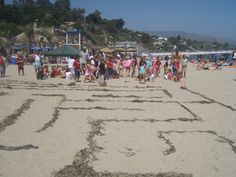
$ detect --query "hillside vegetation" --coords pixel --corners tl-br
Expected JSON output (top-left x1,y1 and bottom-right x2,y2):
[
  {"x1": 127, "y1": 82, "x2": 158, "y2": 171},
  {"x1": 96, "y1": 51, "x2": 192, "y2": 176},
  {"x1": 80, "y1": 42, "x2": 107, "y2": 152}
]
[{"x1": 0, "y1": 0, "x2": 234, "y2": 52}]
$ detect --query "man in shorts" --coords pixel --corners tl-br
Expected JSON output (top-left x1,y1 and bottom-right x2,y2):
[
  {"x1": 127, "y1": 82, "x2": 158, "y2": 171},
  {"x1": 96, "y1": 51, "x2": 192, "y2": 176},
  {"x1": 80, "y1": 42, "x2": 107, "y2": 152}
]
[
  {"x1": 17, "y1": 52, "x2": 24, "y2": 75},
  {"x1": 80, "y1": 47, "x2": 89, "y2": 75},
  {"x1": 73, "y1": 57, "x2": 81, "y2": 82}
]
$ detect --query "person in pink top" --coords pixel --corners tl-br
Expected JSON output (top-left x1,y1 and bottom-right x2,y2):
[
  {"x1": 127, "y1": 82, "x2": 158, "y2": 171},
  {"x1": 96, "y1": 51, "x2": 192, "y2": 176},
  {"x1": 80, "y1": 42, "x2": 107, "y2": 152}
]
[
  {"x1": 123, "y1": 55, "x2": 132, "y2": 77},
  {"x1": 84, "y1": 61, "x2": 96, "y2": 82},
  {"x1": 151, "y1": 57, "x2": 161, "y2": 78},
  {"x1": 117, "y1": 55, "x2": 124, "y2": 77}
]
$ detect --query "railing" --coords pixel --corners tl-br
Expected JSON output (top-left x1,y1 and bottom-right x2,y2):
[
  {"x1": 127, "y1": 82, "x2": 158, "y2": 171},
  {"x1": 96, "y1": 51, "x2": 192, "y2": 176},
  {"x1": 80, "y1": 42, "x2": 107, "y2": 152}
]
[{"x1": 143, "y1": 50, "x2": 233, "y2": 57}]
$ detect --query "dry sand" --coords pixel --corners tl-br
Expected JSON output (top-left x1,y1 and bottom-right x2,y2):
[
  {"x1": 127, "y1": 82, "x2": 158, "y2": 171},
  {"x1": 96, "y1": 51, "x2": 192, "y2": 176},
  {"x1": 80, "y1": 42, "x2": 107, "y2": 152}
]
[{"x1": 0, "y1": 64, "x2": 236, "y2": 177}]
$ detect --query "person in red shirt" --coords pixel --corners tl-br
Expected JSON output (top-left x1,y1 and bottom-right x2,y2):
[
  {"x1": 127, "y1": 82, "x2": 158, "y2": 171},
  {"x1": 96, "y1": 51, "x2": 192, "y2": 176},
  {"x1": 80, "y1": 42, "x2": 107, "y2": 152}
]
[
  {"x1": 53, "y1": 66, "x2": 60, "y2": 78},
  {"x1": 151, "y1": 57, "x2": 161, "y2": 78},
  {"x1": 0, "y1": 53, "x2": 5, "y2": 77},
  {"x1": 17, "y1": 53, "x2": 24, "y2": 75},
  {"x1": 106, "y1": 57, "x2": 114, "y2": 79},
  {"x1": 73, "y1": 57, "x2": 80, "y2": 81},
  {"x1": 44, "y1": 65, "x2": 50, "y2": 79}
]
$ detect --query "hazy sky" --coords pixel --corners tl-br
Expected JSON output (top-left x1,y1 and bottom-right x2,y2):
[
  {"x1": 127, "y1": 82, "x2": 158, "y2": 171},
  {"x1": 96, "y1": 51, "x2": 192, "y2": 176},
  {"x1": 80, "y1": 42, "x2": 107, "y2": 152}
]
[{"x1": 70, "y1": 0, "x2": 236, "y2": 41}]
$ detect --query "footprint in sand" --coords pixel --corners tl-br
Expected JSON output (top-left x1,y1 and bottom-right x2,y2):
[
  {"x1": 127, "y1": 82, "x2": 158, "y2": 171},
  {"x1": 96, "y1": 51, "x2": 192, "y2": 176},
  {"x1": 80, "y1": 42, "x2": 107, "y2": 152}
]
[{"x1": 118, "y1": 147, "x2": 136, "y2": 157}]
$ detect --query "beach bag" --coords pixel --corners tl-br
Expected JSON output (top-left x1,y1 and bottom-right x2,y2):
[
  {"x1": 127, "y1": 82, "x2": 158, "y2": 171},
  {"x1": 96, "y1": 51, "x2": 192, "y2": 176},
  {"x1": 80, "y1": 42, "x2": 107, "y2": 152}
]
[{"x1": 100, "y1": 75, "x2": 105, "y2": 84}]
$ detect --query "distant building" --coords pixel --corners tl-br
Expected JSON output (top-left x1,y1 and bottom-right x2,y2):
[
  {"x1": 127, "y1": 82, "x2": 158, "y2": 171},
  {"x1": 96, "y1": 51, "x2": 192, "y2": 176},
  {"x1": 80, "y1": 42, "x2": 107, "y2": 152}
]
[
  {"x1": 110, "y1": 41, "x2": 137, "y2": 48},
  {"x1": 158, "y1": 37, "x2": 168, "y2": 41}
]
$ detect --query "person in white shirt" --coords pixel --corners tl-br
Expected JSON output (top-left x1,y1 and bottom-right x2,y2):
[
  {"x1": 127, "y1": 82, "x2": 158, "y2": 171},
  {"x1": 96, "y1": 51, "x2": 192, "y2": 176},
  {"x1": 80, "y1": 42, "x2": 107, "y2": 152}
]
[
  {"x1": 80, "y1": 47, "x2": 89, "y2": 74},
  {"x1": 68, "y1": 57, "x2": 75, "y2": 74},
  {"x1": 233, "y1": 50, "x2": 236, "y2": 60},
  {"x1": 181, "y1": 54, "x2": 188, "y2": 78},
  {"x1": 65, "y1": 70, "x2": 72, "y2": 80}
]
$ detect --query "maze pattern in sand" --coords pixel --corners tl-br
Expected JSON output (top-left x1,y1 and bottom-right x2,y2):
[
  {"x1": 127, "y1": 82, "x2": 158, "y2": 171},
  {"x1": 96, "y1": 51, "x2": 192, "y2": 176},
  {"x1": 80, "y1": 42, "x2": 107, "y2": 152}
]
[{"x1": 0, "y1": 79, "x2": 236, "y2": 177}]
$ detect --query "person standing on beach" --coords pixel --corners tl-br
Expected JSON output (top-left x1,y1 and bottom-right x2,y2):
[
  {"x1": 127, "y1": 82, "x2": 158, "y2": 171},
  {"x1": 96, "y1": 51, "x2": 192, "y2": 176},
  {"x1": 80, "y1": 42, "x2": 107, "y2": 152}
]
[
  {"x1": 232, "y1": 50, "x2": 236, "y2": 60},
  {"x1": 98, "y1": 58, "x2": 107, "y2": 86},
  {"x1": 80, "y1": 47, "x2": 89, "y2": 75},
  {"x1": 163, "y1": 56, "x2": 169, "y2": 75},
  {"x1": 131, "y1": 56, "x2": 138, "y2": 78},
  {"x1": 145, "y1": 58, "x2": 152, "y2": 79},
  {"x1": 73, "y1": 57, "x2": 81, "y2": 82},
  {"x1": 181, "y1": 54, "x2": 188, "y2": 78},
  {"x1": 232, "y1": 50, "x2": 236, "y2": 65},
  {"x1": 138, "y1": 57, "x2": 147, "y2": 83},
  {"x1": 0, "y1": 53, "x2": 5, "y2": 77},
  {"x1": 33, "y1": 54, "x2": 41, "y2": 79},
  {"x1": 17, "y1": 52, "x2": 24, "y2": 75},
  {"x1": 68, "y1": 57, "x2": 75, "y2": 78},
  {"x1": 151, "y1": 57, "x2": 161, "y2": 78},
  {"x1": 117, "y1": 54, "x2": 124, "y2": 77},
  {"x1": 171, "y1": 47, "x2": 182, "y2": 81}
]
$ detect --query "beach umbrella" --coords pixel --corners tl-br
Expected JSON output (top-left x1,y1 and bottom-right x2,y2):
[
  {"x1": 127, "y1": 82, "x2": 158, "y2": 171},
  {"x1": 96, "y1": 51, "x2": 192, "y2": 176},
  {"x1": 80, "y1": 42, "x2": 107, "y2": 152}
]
[
  {"x1": 114, "y1": 48, "x2": 126, "y2": 52},
  {"x1": 100, "y1": 47, "x2": 114, "y2": 53},
  {"x1": 45, "y1": 45, "x2": 80, "y2": 57}
]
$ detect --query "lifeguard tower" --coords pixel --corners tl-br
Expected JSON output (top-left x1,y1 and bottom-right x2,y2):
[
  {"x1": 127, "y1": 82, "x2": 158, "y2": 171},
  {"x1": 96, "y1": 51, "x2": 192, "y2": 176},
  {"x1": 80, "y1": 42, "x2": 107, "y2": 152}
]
[{"x1": 65, "y1": 29, "x2": 81, "y2": 50}]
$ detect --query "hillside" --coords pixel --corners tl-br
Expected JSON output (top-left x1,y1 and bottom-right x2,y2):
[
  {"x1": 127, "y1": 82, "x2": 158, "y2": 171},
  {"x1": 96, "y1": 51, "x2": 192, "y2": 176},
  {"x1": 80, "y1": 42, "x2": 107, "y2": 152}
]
[
  {"x1": 0, "y1": 0, "x2": 235, "y2": 53},
  {"x1": 148, "y1": 31, "x2": 236, "y2": 46}
]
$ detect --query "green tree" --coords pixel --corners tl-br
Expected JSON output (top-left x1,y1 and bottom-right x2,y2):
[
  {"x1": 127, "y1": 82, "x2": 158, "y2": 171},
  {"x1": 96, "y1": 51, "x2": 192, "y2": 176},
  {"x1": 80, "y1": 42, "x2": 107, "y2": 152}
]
[
  {"x1": 67, "y1": 8, "x2": 85, "y2": 22},
  {"x1": 0, "y1": 0, "x2": 4, "y2": 6},
  {"x1": 37, "y1": 29, "x2": 54, "y2": 47},
  {"x1": 86, "y1": 10, "x2": 102, "y2": 25},
  {"x1": 141, "y1": 33, "x2": 152, "y2": 44},
  {"x1": 36, "y1": 0, "x2": 51, "y2": 6},
  {"x1": 54, "y1": 0, "x2": 70, "y2": 10},
  {"x1": 54, "y1": 0, "x2": 71, "y2": 22},
  {"x1": 24, "y1": 24, "x2": 34, "y2": 53}
]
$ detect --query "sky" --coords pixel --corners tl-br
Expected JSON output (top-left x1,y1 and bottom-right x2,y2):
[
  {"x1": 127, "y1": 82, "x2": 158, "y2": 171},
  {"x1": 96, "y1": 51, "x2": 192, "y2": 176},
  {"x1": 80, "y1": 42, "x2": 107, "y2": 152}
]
[
  {"x1": 69, "y1": 0, "x2": 236, "y2": 41},
  {"x1": 5, "y1": 0, "x2": 236, "y2": 41}
]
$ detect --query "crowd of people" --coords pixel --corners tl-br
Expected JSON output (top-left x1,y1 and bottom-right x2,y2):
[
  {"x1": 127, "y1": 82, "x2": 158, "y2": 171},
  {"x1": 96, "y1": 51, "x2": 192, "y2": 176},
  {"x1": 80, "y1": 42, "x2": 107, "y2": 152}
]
[
  {"x1": 28, "y1": 47, "x2": 190, "y2": 85},
  {"x1": 2, "y1": 47, "x2": 236, "y2": 85},
  {"x1": 0, "y1": 47, "x2": 189, "y2": 84}
]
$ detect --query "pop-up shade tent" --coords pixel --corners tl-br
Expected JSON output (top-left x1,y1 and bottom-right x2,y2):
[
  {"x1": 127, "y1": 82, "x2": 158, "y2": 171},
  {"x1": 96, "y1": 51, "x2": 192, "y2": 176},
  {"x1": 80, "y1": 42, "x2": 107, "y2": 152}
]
[{"x1": 45, "y1": 45, "x2": 80, "y2": 57}]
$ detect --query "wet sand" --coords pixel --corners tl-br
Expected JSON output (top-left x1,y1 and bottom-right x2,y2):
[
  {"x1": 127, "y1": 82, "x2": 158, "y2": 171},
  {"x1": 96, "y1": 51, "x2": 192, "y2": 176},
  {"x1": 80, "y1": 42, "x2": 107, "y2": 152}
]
[{"x1": 0, "y1": 64, "x2": 236, "y2": 177}]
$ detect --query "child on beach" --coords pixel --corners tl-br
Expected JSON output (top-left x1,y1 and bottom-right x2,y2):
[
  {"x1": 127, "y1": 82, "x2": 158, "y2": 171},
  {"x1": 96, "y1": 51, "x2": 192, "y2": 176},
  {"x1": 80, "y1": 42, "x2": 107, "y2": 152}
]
[
  {"x1": 44, "y1": 66, "x2": 50, "y2": 79},
  {"x1": 139, "y1": 63, "x2": 146, "y2": 84},
  {"x1": 123, "y1": 55, "x2": 132, "y2": 77},
  {"x1": 163, "y1": 56, "x2": 169, "y2": 75},
  {"x1": 151, "y1": 57, "x2": 161, "y2": 78},
  {"x1": 60, "y1": 67, "x2": 66, "y2": 78},
  {"x1": 84, "y1": 62, "x2": 96, "y2": 83},
  {"x1": 150, "y1": 72, "x2": 155, "y2": 82},
  {"x1": 164, "y1": 68, "x2": 174, "y2": 80},
  {"x1": 53, "y1": 66, "x2": 60, "y2": 78},
  {"x1": 145, "y1": 58, "x2": 152, "y2": 78},
  {"x1": 181, "y1": 55, "x2": 188, "y2": 78},
  {"x1": 37, "y1": 66, "x2": 45, "y2": 80},
  {"x1": 117, "y1": 55, "x2": 124, "y2": 77},
  {"x1": 73, "y1": 58, "x2": 80, "y2": 82},
  {"x1": 131, "y1": 56, "x2": 138, "y2": 78},
  {"x1": 98, "y1": 59, "x2": 107, "y2": 86}
]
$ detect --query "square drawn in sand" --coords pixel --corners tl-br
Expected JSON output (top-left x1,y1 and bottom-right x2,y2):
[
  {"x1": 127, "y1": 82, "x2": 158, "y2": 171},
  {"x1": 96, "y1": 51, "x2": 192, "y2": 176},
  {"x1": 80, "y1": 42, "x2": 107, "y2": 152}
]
[
  {"x1": 61, "y1": 101, "x2": 200, "y2": 122},
  {"x1": 91, "y1": 122, "x2": 236, "y2": 177}
]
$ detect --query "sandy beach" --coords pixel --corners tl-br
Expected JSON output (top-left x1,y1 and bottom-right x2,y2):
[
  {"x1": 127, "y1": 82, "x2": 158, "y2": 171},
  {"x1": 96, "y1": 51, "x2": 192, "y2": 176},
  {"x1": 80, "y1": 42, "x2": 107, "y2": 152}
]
[{"x1": 0, "y1": 64, "x2": 236, "y2": 177}]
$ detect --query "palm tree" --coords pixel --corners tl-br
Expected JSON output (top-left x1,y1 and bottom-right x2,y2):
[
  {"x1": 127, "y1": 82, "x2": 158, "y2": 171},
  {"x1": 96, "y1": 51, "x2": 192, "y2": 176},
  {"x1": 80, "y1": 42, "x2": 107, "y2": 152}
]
[
  {"x1": 40, "y1": 29, "x2": 53, "y2": 47},
  {"x1": 0, "y1": 37, "x2": 11, "y2": 56},
  {"x1": 24, "y1": 24, "x2": 34, "y2": 54}
]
